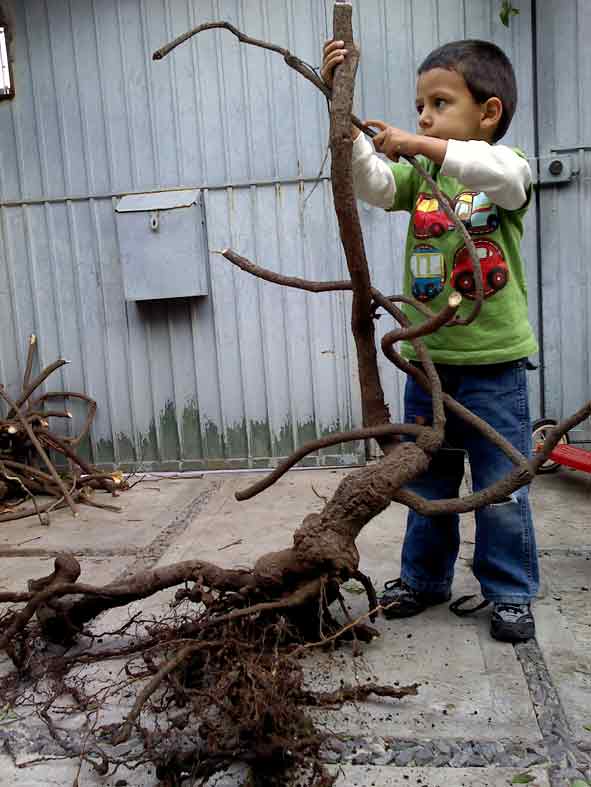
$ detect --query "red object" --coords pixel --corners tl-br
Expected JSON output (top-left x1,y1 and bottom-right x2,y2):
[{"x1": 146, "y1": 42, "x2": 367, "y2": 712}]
[
  {"x1": 451, "y1": 240, "x2": 508, "y2": 299},
  {"x1": 413, "y1": 194, "x2": 455, "y2": 238},
  {"x1": 548, "y1": 444, "x2": 591, "y2": 473}
]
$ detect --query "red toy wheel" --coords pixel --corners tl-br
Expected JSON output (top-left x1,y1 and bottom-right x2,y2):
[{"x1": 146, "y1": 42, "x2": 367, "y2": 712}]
[
  {"x1": 487, "y1": 266, "x2": 507, "y2": 290},
  {"x1": 532, "y1": 418, "x2": 570, "y2": 474},
  {"x1": 455, "y1": 271, "x2": 475, "y2": 294}
]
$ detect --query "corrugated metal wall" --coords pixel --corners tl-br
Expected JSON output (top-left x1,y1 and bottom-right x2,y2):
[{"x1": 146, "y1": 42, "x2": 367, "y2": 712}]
[
  {"x1": 0, "y1": 0, "x2": 561, "y2": 470},
  {"x1": 535, "y1": 0, "x2": 591, "y2": 441}
]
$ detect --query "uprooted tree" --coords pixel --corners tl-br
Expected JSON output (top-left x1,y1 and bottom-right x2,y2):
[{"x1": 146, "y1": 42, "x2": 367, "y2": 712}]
[{"x1": 1, "y1": 5, "x2": 590, "y2": 786}]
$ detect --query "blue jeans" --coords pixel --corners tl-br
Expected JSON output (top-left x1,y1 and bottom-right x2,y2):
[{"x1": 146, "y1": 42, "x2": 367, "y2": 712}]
[{"x1": 400, "y1": 359, "x2": 539, "y2": 604}]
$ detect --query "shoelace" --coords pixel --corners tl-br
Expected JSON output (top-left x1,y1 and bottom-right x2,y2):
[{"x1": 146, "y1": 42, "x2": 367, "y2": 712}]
[
  {"x1": 382, "y1": 578, "x2": 422, "y2": 601},
  {"x1": 494, "y1": 603, "x2": 529, "y2": 620},
  {"x1": 449, "y1": 594, "x2": 490, "y2": 617},
  {"x1": 450, "y1": 597, "x2": 530, "y2": 618}
]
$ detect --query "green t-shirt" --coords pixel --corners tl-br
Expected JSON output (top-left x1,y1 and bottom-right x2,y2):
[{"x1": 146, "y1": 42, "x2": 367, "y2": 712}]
[{"x1": 389, "y1": 154, "x2": 538, "y2": 365}]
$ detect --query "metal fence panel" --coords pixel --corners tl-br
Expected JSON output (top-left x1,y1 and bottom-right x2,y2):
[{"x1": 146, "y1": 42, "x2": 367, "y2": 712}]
[{"x1": 535, "y1": 0, "x2": 591, "y2": 440}]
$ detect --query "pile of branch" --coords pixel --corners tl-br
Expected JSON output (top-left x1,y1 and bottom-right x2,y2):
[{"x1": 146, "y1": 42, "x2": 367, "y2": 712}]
[{"x1": 0, "y1": 335, "x2": 126, "y2": 525}]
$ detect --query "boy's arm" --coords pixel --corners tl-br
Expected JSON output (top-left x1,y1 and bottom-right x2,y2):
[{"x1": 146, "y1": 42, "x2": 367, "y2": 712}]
[
  {"x1": 441, "y1": 140, "x2": 532, "y2": 210},
  {"x1": 351, "y1": 133, "x2": 397, "y2": 209}
]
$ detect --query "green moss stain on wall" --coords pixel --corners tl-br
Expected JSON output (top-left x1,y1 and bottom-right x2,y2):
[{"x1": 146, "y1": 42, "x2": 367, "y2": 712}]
[
  {"x1": 159, "y1": 400, "x2": 181, "y2": 460},
  {"x1": 95, "y1": 437, "x2": 115, "y2": 465},
  {"x1": 248, "y1": 418, "x2": 271, "y2": 458},
  {"x1": 203, "y1": 418, "x2": 224, "y2": 459},
  {"x1": 75, "y1": 405, "x2": 362, "y2": 470},
  {"x1": 77, "y1": 434, "x2": 92, "y2": 464},
  {"x1": 137, "y1": 419, "x2": 159, "y2": 462},
  {"x1": 320, "y1": 419, "x2": 348, "y2": 455},
  {"x1": 272, "y1": 422, "x2": 294, "y2": 457},
  {"x1": 296, "y1": 418, "x2": 317, "y2": 447},
  {"x1": 181, "y1": 400, "x2": 202, "y2": 459},
  {"x1": 223, "y1": 421, "x2": 248, "y2": 458},
  {"x1": 116, "y1": 432, "x2": 136, "y2": 463}
]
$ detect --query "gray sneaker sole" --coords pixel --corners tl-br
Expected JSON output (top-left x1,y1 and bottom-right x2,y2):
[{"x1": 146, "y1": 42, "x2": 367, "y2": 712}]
[{"x1": 490, "y1": 618, "x2": 535, "y2": 643}]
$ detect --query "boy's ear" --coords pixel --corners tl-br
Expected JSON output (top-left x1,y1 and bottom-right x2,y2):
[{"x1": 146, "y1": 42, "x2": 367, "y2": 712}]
[{"x1": 481, "y1": 97, "x2": 503, "y2": 138}]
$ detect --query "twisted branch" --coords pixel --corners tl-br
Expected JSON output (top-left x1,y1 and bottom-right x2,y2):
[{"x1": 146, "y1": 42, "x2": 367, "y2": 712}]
[
  {"x1": 235, "y1": 422, "x2": 431, "y2": 501},
  {"x1": 0, "y1": 386, "x2": 78, "y2": 516},
  {"x1": 8, "y1": 359, "x2": 70, "y2": 417},
  {"x1": 30, "y1": 391, "x2": 97, "y2": 446}
]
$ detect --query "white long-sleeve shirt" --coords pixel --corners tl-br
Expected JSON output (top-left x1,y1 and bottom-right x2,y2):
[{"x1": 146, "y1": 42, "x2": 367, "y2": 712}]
[
  {"x1": 349, "y1": 130, "x2": 538, "y2": 364},
  {"x1": 351, "y1": 132, "x2": 532, "y2": 212}
]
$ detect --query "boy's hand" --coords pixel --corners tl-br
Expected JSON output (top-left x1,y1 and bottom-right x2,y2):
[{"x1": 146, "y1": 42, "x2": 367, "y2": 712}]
[
  {"x1": 321, "y1": 39, "x2": 348, "y2": 88},
  {"x1": 366, "y1": 120, "x2": 423, "y2": 161},
  {"x1": 321, "y1": 39, "x2": 361, "y2": 139}
]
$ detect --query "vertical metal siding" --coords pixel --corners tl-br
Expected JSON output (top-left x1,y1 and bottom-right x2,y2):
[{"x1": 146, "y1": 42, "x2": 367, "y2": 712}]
[
  {"x1": 535, "y1": 0, "x2": 591, "y2": 439},
  {"x1": 0, "y1": 0, "x2": 547, "y2": 469}
]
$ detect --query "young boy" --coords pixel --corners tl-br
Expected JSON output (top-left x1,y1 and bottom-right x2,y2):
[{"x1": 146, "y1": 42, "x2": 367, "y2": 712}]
[{"x1": 321, "y1": 39, "x2": 538, "y2": 642}]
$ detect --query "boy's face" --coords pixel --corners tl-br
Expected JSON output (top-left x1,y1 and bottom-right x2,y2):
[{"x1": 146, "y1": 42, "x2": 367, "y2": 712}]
[{"x1": 415, "y1": 67, "x2": 496, "y2": 142}]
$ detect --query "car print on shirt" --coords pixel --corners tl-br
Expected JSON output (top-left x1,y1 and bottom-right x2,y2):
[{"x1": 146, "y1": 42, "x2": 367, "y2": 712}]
[
  {"x1": 451, "y1": 239, "x2": 509, "y2": 299},
  {"x1": 410, "y1": 245, "x2": 446, "y2": 301},
  {"x1": 454, "y1": 191, "x2": 500, "y2": 234},
  {"x1": 413, "y1": 193, "x2": 456, "y2": 239}
]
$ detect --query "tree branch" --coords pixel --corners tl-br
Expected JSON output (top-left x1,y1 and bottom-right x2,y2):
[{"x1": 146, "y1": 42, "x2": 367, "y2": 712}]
[
  {"x1": 30, "y1": 391, "x2": 97, "y2": 447},
  {"x1": 235, "y1": 422, "x2": 433, "y2": 501},
  {"x1": 330, "y1": 4, "x2": 393, "y2": 434},
  {"x1": 153, "y1": 21, "x2": 329, "y2": 100},
  {"x1": 214, "y1": 249, "x2": 352, "y2": 293},
  {"x1": 7, "y1": 359, "x2": 70, "y2": 417},
  {"x1": 22, "y1": 333, "x2": 37, "y2": 393},
  {"x1": 0, "y1": 386, "x2": 78, "y2": 516}
]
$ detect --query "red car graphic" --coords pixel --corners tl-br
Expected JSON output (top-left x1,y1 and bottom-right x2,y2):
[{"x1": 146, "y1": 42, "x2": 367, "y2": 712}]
[
  {"x1": 451, "y1": 240, "x2": 508, "y2": 299},
  {"x1": 413, "y1": 194, "x2": 455, "y2": 239}
]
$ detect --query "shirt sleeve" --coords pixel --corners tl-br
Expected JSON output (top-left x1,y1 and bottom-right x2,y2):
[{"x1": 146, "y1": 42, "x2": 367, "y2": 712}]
[
  {"x1": 351, "y1": 133, "x2": 420, "y2": 212},
  {"x1": 351, "y1": 133, "x2": 397, "y2": 209},
  {"x1": 440, "y1": 139, "x2": 532, "y2": 211}
]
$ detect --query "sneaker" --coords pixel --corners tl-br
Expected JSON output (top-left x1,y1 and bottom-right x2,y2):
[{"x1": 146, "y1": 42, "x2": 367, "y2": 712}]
[
  {"x1": 490, "y1": 602, "x2": 535, "y2": 642},
  {"x1": 379, "y1": 578, "x2": 451, "y2": 619}
]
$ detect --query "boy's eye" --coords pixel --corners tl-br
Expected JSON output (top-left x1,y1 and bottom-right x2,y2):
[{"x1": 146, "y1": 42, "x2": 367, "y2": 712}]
[
  {"x1": 434, "y1": 98, "x2": 447, "y2": 109},
  {"x1": 416, "y1": 104, "x2": 424, "y2": 114}
]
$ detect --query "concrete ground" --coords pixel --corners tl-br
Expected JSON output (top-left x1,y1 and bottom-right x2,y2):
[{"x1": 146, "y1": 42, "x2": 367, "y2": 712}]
[{"x1": 0, "y1": 463, "x2": 590, "y2": 786}]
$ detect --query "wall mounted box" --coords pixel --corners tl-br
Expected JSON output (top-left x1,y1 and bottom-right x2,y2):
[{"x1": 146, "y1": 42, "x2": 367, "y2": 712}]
[{"x1": 115, "y1": 189, "x2": 208, "y2": 301}]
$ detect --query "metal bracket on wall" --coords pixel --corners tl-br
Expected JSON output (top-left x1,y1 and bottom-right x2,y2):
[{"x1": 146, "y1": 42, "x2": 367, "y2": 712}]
[{"x1": 529, "y1": 153, "x2": 578, "y2": 185}]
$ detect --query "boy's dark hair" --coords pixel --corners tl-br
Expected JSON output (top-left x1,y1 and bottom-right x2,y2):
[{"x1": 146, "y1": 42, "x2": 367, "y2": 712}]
[{"x1": 418, "y1": 40, "x2": 517, "y2": 142}]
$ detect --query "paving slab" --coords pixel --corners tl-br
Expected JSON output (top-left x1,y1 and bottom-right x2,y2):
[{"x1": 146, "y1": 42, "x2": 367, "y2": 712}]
[
  {"x1": 305, "y1": 606, "x2": 540, "y2": 741},
  {"x1": 0, "y1": 554, "x2": 132, "y2": 596},
  {"x1": 0, "y1": 476, "x2": 219, "y2": 556},
  {"x1": 0, "y1": 466, "x2": 590, "y2": 786},
  {"x1": 330, "y1": 764, "x2": 551, "y2": 785},
  {"x1": 536, "y1": 555, "x2": 591, "y2": 741},
  {"x1": 530, "y1": 468, "x2": 591, "y2": 550},
  {"x1": 0, "y1": 753, "x2": 156, "y2": 787},
  {"x1": 0, "y1": 477, "x2": 221, "y2": 601},
  {"x1": 0, "y1": 758, "x2": 553, "y2": 787},
  {"x1": 161, "y1": 469, "x2": 351, "y2": 566}
]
